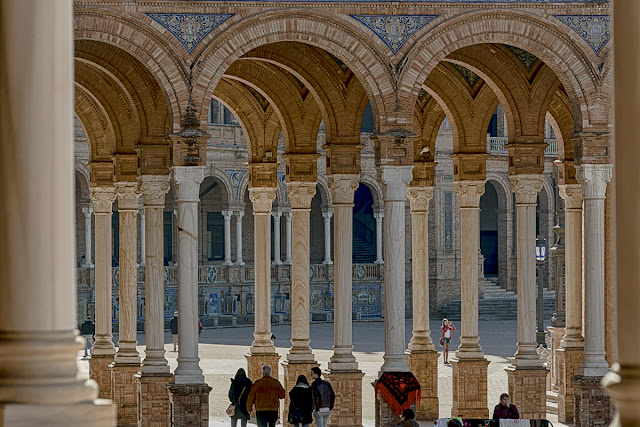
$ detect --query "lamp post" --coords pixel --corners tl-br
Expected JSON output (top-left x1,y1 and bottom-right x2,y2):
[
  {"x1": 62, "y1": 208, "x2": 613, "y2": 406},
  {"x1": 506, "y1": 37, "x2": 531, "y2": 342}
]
[{"x1": 536, "y1": 236, "x2": 547, "y2": 347}]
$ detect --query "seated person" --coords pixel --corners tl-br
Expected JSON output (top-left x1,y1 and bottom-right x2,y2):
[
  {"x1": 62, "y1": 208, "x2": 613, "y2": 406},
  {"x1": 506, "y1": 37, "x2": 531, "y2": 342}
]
[
  {"x1": 396, "y1": 409, "x2": 419, "y2": 427},
  {"x1": 493, "y1": 393, "x2": 519, "y2": 419}
]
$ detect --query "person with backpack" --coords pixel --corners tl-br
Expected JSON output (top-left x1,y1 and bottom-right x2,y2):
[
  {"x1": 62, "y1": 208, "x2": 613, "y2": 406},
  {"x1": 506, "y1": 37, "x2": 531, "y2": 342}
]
[
  {"x1": 310, "y1": 367, "x2": 335, "y2": 427},
  {"x1": 288, "y1": 375, "x2": 314, "y2": 427},
  {"x1": 228, "y1": 368, "x2": 252, "y2": 427}
]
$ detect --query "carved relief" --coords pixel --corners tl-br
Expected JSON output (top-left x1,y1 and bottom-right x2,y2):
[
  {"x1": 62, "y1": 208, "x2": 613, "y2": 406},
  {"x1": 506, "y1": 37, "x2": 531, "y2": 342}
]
[
  {"x1": 381, "y1": 166, "x2": 413, "y2": 201},
  {"x1": 287, "y1": 182, "x2": 317, "y2": 210},
  {"x1": 115, "y1": 182, "x2": 142, "y2": 211},
  {"x1": 140, "y1": 175, "x2": 171, "y2": 207},
  {"x1": 407, "y1": 186, "x2": 434, "y2": 213},
  {"x1": 576, "y1": 164, "x2": 612, "y2": 200},
  {"x1": 249, "y1": 187, "x2": 276, "y2": 214},
  {"x1": 328, "y1": 174, "x2": 360, "y2": 205},
  {"x1": 172, "y1": 166, "x2": 206, "y2": 202},
  {"x1": 558, "y1": 184, "x2": 583, "y2": 210},
  {"x1": 454, "y1": 180, "x2": 485, "y2": 208}
]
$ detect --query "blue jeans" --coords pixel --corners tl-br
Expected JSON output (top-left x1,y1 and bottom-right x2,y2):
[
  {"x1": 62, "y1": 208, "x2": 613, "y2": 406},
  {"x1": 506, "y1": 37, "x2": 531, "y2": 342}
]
[
  {"x1": 256, "y1": 410, "x2": 278, "y2": 427},
  {"x1": 83, "y1": 334, "x2": 93, "y2": 356},
  {"x1": 314, "y1": 410, "x2": 331, "y2": 427}
]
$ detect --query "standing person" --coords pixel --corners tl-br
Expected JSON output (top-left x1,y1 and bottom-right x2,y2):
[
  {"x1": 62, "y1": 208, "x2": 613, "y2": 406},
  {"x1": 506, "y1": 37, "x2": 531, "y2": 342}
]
[
  {"x1": 246, "y1": 365, "x2": 285, "y2": 427},
  {"x1": 310, "y1": 367, "x2": 335, "y2": 427},
  {"x1": 79, "y1": 316, "x2": 95, "y2": 358},
  {"x1": 228, "y1": 368, "x2": 252, "y2": 427},
  {"x1": 492, "y1": 393, "x2": 520, "y2": 419},
  {"x1": 396, "y1": 409, "x2": 419, "y2": 427},
  {"x1": 170, "y1": 311, "x2": 178, "y2": 352},
  {"x1": 441, "y1": 318, "x2": 456, "y2": 364},
  {"x1": 288, "y1": 375, "x2": 314, "y2": 427}
]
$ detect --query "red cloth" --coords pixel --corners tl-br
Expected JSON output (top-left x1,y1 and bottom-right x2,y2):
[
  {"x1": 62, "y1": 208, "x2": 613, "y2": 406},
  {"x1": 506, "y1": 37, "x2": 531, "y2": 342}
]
[{"x1": 374, "y1": 372, "x2": 421, "y2": 416}]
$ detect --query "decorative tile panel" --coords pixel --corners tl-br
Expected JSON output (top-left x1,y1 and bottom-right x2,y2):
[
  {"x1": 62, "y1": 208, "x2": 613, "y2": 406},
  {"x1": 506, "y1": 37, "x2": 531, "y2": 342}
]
[
  {"x1": 452, "y1": 63, "x2": 480, "y2": 87},
  {"x1": 225, "y1": 169, "x2": 247, "y2": 201},
  {"x1": 554, "y1": 15, "x2": 611, "y2": 54},
  {"x1": 506, "y1": 45, "x2": 539, "y2": 71},
  {"x1": 350, "y1": 15, "x2": 438, "y2": 54},
  {"x1": 147, "y1": 13, "x2": 234, "y2": 54}
]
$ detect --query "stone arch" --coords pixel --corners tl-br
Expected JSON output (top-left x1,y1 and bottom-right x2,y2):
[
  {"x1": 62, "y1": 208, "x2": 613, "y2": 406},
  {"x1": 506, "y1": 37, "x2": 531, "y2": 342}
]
[
  {"x1": 237, "y1": 172, "x2": 250, "y2": 206},
  {"x1": 315, "y1": 176, "x2": 332, "y2": 208},
  {"x1": 546, "y1": 89, "x2": 575, "y2": 161},
  {"x1": 358, "y1": 173, "x2": 383, "y2": 209},
  {"x1": 486, "y1": 172, "x2": 513, "y2": 212},
  {"x1": 75, "y1": 160, "x2": 91, "y2": 193},
  {"x1": 206, "y1": 166, "x2": 235, "y2": 207},
  {"x1": 74, "y1": 83, "x2": 117, "y2": 161}
]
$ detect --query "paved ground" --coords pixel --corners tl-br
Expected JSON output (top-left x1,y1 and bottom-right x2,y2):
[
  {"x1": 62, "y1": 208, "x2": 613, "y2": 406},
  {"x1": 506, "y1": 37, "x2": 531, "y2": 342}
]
[{"x1": 77, "y1": 320, "x2": 567, "y2": 426}]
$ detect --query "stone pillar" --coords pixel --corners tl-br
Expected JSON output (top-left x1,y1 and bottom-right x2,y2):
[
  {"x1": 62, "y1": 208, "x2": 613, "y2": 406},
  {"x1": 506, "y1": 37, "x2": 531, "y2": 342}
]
[
  {"x1": 247, "y1": 187, "x2": 280, "y2": 381},
  {"x1": 322, "y1": 210, "x2": 333, "y2": 264},
  {"x1": 451, "y1": 180, "x2": 489, "y2": 418},
  {"x1": 327, "y1": 174, "x2": 364, "y2": 426},
  {"x1": 82, "y1": 206, "x2": 94, "y2": 267},
  {"x1": 506, "y1": 174, "x2": 548, "y2": 420},
  {"x1": 406, "y1": 186, "x2": 439, "y2": 420},
  {"x1": 0, "y1": 1, "x2": 115, "y2": 422},
  {"x1": 285, "y1": 210, "x2": 293, "y2": 264},
  {"x1": 137, "y1": 175, "x2": 172, "y2": 426},
  {"x1": 380, "y1": 166, "x2": 412, "y2": 372},
  {"x1": 222, "y1": 210, "x2": 233, "y2": 266},
  {"x1": 272, "y1": 210, "x2": 282, "y2": 265},
  {"x1": 374, "y1": 211, "x2": 384, "y2": 264},
  {"x1": 112, "y1": 181, "x2": 142, "y2": 426},
  {"x1": 235, "y1": 211, "x2": 245, "y2": 265},
  {"x1": 90, "y1": 187, "x2": 117, "y2": 400},
  {"x1": 140, "y1": 208, "x2": 145, "y2": 267}
]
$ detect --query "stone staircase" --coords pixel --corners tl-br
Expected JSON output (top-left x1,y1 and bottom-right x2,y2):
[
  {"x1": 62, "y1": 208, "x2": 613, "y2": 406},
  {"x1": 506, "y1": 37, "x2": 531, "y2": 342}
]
[{"x1": 432, "y1": 276, "x2": 556, "y2": 321}]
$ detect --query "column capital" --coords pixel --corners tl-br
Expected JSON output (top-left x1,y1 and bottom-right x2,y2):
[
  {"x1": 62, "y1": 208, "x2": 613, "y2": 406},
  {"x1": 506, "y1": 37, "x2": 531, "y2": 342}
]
[
  {"x1": 249, "y1": 187, "x2": 276, "y2": 214},
  {"x1": 559, "y1": 184, "x2": 584, "y2": 210},
  {"x1": 287, "y1": 182, "x2": 317, "y2": 210},
  {"x1": 576, "y1": 164, "x2": 613, "y2": 200},
  {"x1": 172, "y1": 166, "x2": 206, "y2": 202},
  {"x1": 373, "y1": 212, "x2": 384, "y2": 220},
  {"x1": 81, "y1": 206, "x2": 94, "y2": 217},
  {"x1": 322, "y1": 210, "x2": 333, "y2": 220},
  {"x1": 271, "y1": 210, "x2": 282, "y2": 219},
  {"x1": 380, "y1": 165, "x2": 414, "y2": 201},
  {"x1": 221, "y1": 210, "x2": 233, "y2": 219},
  {"x1": 139, "y1": 174, "x2": 170, "y2": 207},
  {"x1": 115, "y1": 182, "x2": 141, "y2": 211},
  {"x1": 328, "y1": 174, "x2": 360, "y2": 205},
  {"x1": 510, "y1": 174, "x2": 544, "y2": 205},
  {"x1": 407, "y1": 186, "x2": 434, "y2": 213},
  {"x1": 454, "y1": 180, "x2": 485, "y2": 208},
  {"x1": 90, "y1": 187, "x2": 116, "y2": 214},
  {"x1": 235, "y1": 210, "x2": 244, "y2": 219}
]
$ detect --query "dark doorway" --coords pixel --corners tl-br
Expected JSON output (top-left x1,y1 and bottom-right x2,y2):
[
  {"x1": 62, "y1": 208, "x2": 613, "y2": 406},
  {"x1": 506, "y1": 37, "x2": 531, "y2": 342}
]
[
  {"x1": 480, "y1": 182, "x2": 499, "y2": 275},
  {"x1": 353, "y1": 184, "x2": 376, "y2": 263}
]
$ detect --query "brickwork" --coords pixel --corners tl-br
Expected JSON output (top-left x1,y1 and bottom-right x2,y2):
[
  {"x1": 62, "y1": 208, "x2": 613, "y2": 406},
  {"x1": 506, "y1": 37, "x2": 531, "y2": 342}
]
[
  {"x1": 89, "y1": 354, "x2": 114, "y2": 400},
  {"x1": 557, "y1": 346, "x2": 584, "y2": 423},
  {"x1": 451, "y1": 359, "x2": 489, "y2": 418},
  {"x1": 168, "y1": 383, "x2": 213, "y2": 427},
  {"x1": 136, "y1": 373, "x2": 173, "y2": 427},
  {"x1": 374, "y1": 391, "x2": 403, "y2": 427},
  {"x1": 110, "y1": 363, "x2": 141, "y2": 426},
  {"x1": 282, "y1": 360, "x2": 320, "y2": 426},
  {"x1": 326, "y1": 370, "x2": 364, "y2": 427},
  {"x1": 406, "y1": 350, "x2": 439, "y2": 420},
  {"x1": 506, "y1": 367, "x2": 549, "y2": 420},
  {"x1": 246, "y1": 353, "x2": 281, "y2": 383},
  {"x1": 573, "y1": 376, "x2": 614, "y2": 426}
]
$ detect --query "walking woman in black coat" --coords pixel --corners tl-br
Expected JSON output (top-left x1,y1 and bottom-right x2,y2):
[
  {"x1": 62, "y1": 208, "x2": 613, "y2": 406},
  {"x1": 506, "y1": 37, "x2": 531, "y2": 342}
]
[
  {"x1": 228, "y1": 368, "x2": 252, "y2": 427},
  {"x1": 288, "y1": 375, "x2": 314, "y2": 427}
]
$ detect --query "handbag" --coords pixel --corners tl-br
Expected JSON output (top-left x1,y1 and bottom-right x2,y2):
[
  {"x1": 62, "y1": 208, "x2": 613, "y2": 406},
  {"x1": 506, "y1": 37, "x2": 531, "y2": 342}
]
[
  {"x1": 439, "y1": 338, "x2": 444, "y2": 347},
  {"x1": 227, "y1": 383, "x2": 248, "y2": 417}
]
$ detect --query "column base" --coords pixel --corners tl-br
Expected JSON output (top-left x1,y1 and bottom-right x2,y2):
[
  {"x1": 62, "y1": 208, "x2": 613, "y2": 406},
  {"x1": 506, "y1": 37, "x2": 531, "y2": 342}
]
[
  {"x1": 406, "y1": 350, "x2": 439, "y2": 420},
  {"x1": 89, "y1": 354, "x2": 114, "y2": 400},
  {"x1": 110, "y1": 362, "x2": 141, "y2": 426},
  {"x1": 375, "y1": 390, "x2": 404, "y2": 427},
  {"x1": 573, "y1": 375, "x2": 614, "y2": 426},
  {"x1": 136, "y1": 372, "x2": 173, "y2": 427},
  {"x1": 505, "y1": 366, "x2": 549, "y2": 419},
  {"x1": 557, "y1": 346, "x2": 584, "y2": 423},
  {"x1": 246, "y1": 353, "x2": 281, "y2": 382},
  {"x1": 282, "y1": 359, "x2": 319, "y2": 426},
  {"x1": 326, "y1": 370, "x2": 364, "y2": 427},
  {"x1": 0, "y1": 399, "x2": 115, "y2": 426},
  {"x1": 451, "y1": 358, "x2": 489, "y2": 418},
  {"x1": 167, "y1": 383, "x2": 212, "y2": 427}
]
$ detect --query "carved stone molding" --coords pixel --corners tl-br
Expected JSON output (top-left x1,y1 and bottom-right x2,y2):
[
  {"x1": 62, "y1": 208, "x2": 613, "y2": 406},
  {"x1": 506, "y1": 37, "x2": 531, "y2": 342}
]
[
  {"x1": 249, "y1": 187, "x2": 276, "y2": 214},
  {"x1": 115, "y1": 182, "x2": 141, "y2": 211},
  {"x1": 559, "y1": 184, "x2": 584, "y2": 210},
  {"x1": 407, "y1": 186, "x2": 434, "y2": 213},
  {"x1": 381, "y1": 165, "x2": 413, "y2": 201},
  {"x1": 576, "y1": 164, "x2": 613, "y2": 200},
  {"x1": 140, "y1": 175, "x2": 170, "y2": 208},
  {"x1": 328, "y1": 174, "x2": 360, "y2": 205},
  {"x1": 287, "y1": 182, "x2": 317, "y2": 210},
  {"x1": 454, "y1": 180, "x2": 485, "y2": 208},
  {"x1": 172, "y1": 166, "x2": 206, "y2": 202},
  {"x1": 510, "y1": 174, "x2": 544, "y2": 205},
  {"x1": 90, "y1": 187, "x2": 116, "y2": 214}
]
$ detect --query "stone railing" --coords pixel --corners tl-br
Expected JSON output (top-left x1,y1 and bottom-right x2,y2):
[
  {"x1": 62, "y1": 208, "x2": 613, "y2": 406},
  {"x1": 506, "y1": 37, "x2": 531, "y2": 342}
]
[{"x1": 486, "y1": 136, "x2": 558, "y2": 157}]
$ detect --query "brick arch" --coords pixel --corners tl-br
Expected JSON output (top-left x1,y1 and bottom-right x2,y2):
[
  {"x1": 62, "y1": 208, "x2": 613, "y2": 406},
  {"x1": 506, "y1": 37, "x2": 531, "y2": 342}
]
[
  {"x1": 204, "y1": 167, "x2": 234, "y2": 207},
  {"x1": 546, "y1": 89, "x2": 575, "y2": 161},
  {"x1": 486, "y1": 172, "x2": 513, "y2": 212},
  {"x1": 399, "y1": 11, "x2": 600, "y2": 133},
  {"x1": 192, "y1": 10, "x2": 394, "y2": 133},
  {"x1": 315, "y1": 177, "x2": 332, "y2": 208},
  {"x1": 359, "y1": 173, "x2": 383, "y2": 209},
  {"x1": 414, "y1": 92, "x2": 446, "y2": 162},
  {"x1": 74, "y1": 83, "x2": 117, "y2": 162},
  {"x1": 75, "y1": 9, "x2": 188, "y2": 131}
]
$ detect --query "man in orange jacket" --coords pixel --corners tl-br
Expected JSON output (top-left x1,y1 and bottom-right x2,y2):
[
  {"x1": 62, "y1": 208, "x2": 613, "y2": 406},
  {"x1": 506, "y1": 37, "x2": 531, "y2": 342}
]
[{"x1": 246, "y1": 364, "x2": 285, "y2": 427}]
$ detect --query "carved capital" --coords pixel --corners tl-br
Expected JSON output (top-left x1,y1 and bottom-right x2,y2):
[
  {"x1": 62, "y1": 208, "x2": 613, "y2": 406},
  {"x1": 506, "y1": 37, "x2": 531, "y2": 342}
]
[
  {"x1": 454, "y1": 181, "x2": 485, "y2": 208},
  {"x1": 287, "y1": 182, "x2": 317, "y2": 210},
  {"x1": 90, "y1": 187, "x2": 116, "y2": 214},
  {"x1": 381, "y1": 165, "x2": 413, "y2": 201},
  {"x1": 510, "y1": 174, "x2": 544, "y2": 205},
  {"x1": 576, "y1": 164, "x2": 613, "y2": 200},
  {"x1": 81, "y1": 206, "x2": 93, "y2": 218},
  {"x1": 249, "y1": 187, "x2": 276, "y2": 214},
  {"x1": 328, "y1": 174, "x2": 360, "y2": 205},
  {"x1": 115, "y1": 182, "x2": 141, "y2": 211},
  {"x1": 139, "y1": 174, "x2": 170, "y2": 208},
  {"x1": 407, "y1": 186, "x2": 434, "y2": 213},
  {"x1": 172, "y1": 166, "x2": 206, "y2": 202},
  {"x1": 222, "y1": 210, "x2": 233, "y2": 220},
  {"x1": 322, "y1": 210, "x2": 333, "y2": 220},
  {"x1": 558, "y1": 184, "x2": 583, "y2": 210},
  {"x1": 235, "y1": 210, "x2": 244, "y2": 219}
]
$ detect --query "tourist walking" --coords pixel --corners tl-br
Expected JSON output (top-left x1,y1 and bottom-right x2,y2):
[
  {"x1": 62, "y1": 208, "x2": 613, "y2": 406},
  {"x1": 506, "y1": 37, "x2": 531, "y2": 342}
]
[
  {"x1": 310, "y1": 367, "x2": 335, "y2": 427},
  {"x1": 493, "y1": 393, "x2": 519, "y2": 419},
  {"x1": 396, "y1": 409, "x2": 419, "y2": 427},
  {"x1": 79, "y1": 316, "x2": 95, "y2": 358},
  {"x1": 228, "y1": 368, "x2": 252, "y2": 427},
  {"x1": 246, "y1": 365, "x2": 285, "y2": 427},
  {"x1": 288, "y1": 375, "x2": 314, "y2": 427},
  {"x1": 441, "y1": 318, "x2": 456, "y2": 364},
  {"x1": 170, "y1": 311, "x2": 178, "y2": 351}
]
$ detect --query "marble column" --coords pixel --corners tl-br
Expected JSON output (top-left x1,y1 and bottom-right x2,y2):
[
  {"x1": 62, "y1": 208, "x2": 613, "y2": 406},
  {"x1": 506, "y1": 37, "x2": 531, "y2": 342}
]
[
  {"x1": 0, "y1": 1, "x2": 114, "y2": 422},
  {"x1": 322, "y1": 210, "x2": 333, "y2": 264},
  {"x1": 374, "y1": 211, "x2": 384, "y2": 264},
  {"x1": 235, "y1": 211, "x2": 245, "y2": 265},
  {"x1": 82, "y1": 206, "x2": 94, "y2": 267},
  {"x1": 140, "y1": 209, "x2": 145, "y2": 267},
  {"x1": 285, "y1": 210, "x2": 293, "y2": 264},
  {"x1": 272, "y1": 211, "x2": 282, "y2": 265},
  {"x1": 172, "y1": 166, "x2": 207, "y2": 385},
  {"x1": 380, "y1": 166, "x2": 412, "y2": 372},
  {"x1": 222, "y1": 210, "x2": 233, "y2": 266}
]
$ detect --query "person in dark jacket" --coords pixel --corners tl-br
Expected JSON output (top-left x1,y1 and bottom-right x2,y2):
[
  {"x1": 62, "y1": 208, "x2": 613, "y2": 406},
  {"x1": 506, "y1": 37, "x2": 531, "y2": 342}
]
[
  {"x1": 288, "y1": 375, "x2": 314, "y2": 427},
  {"x1": 396, "y1": 408, "x2": 419, "y2": 427},
  {"x1": 310, "y1": 367, "x2": 335, "y2": 427},
  {"x1": 78, "y1": 316, "x2": 95, "y2": 358},
  {"x1": 493, "y1": 393, "x2": 520, "y2": 419},
  {"x1": 169, "y1": 312, "x2": 178, "y2": 351},
  {"x1": 228, "y1": 368, "x2": 252, "y2": 427}
]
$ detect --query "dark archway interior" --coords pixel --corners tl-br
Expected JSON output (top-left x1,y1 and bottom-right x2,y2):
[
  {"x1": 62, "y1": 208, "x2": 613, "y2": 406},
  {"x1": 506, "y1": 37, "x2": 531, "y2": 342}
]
[{"x1": 480, "y1": 182, "x2": 499, "y2": 275}]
